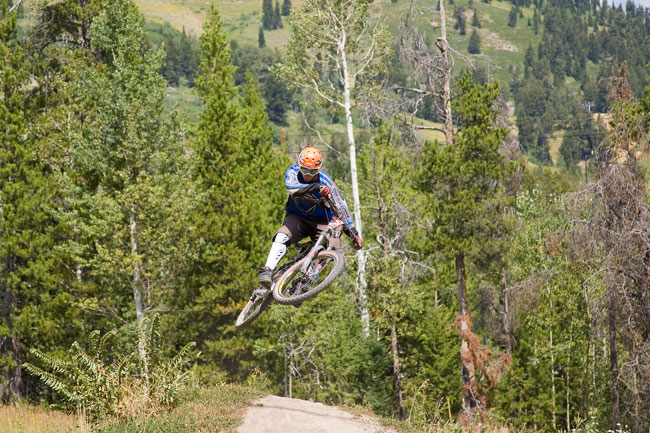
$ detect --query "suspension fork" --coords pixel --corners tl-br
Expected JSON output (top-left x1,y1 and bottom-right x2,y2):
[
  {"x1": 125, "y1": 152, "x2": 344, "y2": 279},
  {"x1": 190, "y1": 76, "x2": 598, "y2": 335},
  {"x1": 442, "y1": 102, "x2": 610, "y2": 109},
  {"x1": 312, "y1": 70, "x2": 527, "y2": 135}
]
[{"x1": 300, "y1": 233, "x2": 326, "y2": 274}]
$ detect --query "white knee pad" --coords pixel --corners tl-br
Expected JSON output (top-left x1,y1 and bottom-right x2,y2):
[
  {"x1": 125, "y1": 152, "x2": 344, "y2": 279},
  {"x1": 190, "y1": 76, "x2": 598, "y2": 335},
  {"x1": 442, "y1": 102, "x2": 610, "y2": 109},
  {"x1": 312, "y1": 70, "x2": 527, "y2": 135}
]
[
  {"x1": 265, "y1": 232, "x2": 290, "y2": 270},
  {"x1": 273, "y1": 232, "x2": 290, "y2": 244}
]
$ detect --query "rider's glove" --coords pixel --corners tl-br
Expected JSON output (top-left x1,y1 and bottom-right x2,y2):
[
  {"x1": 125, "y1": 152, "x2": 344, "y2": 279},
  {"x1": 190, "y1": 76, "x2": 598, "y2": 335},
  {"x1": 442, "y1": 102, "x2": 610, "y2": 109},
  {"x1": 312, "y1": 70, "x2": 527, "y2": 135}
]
[
  {"x1": 319, "y1": 184, "x2": 331, "y2": 197},
  {"x1": 350, "y1": 228, "x2": 363, "y2": 250}
]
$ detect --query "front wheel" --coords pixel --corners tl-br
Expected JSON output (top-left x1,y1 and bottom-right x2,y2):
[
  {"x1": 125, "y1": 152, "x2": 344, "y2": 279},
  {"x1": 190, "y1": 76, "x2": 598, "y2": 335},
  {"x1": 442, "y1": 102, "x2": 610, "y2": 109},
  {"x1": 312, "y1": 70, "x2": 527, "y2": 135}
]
[
  {"x1": 272, "y1": 250, "x2": 344, "y2": 305},
  {"x1": 235, "y1": 288, "x2": 273, "y2": 330}
]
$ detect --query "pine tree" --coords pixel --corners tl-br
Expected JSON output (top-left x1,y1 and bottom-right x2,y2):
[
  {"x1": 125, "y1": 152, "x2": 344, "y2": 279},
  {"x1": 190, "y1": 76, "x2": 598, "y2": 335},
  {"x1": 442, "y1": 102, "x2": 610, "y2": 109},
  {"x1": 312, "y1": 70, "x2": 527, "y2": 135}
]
[
  {"x1": 262, "y1": 73, "x2": 291, "y2": 125},
  {"x1": 454, "y1": 7, "x2": 467, "y2": 35},
  {"x1": 0, "y1": 0, "x2": 74, "y2": 400},
  {"x1": 468, "y1": 29, "x2": 481, "y2": 53},
  {"x1": 524, "y1": 43, "x2": 534, "y2": 78},
  {"x1": 262, "y1": 0, "x2": 274, "y2": 29},
  {"x1": 1, "y1": 0, "x2": 35, "y2": 400},
  {"x1": 274, "y1": 0, "x2": 282, "y2": 28},
  {"x1": 160, "y1": 32, "x2": 181, "y2": 86},
  {"x1": 174, "y1": 8, "x2": 287, "y2": 378},
  {"x1": 417, "y1": 72, "x2": 514, "y2": 419},
  {"x1": 281, "y1": 0, "x2": 291, "y2": 16},
  {"x1": 508, "y1": 6, "x2": 517, "y2": 27},
  {"x1": 179, "y1": 29, "x2": 199, "y2": 85},
  {"x1": 533, "y1": 8, "x2": 539, "y2": 34},
  {"x1": 471, "y1": 9, "x2": 480, "y2": 27},
  {"x1": 258, "y1": 26, "x2": 265, "y2": 47}
]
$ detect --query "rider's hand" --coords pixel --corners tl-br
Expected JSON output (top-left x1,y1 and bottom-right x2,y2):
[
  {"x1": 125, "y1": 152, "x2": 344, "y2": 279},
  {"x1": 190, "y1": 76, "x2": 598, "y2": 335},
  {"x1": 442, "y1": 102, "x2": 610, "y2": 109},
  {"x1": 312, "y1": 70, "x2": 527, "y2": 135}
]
[
  {"x1": 350, "y1": 228, "x2": 363, "y2": 250},
  {"x1": 319, "y1": 184, "x2": 331, "y2": 197}
]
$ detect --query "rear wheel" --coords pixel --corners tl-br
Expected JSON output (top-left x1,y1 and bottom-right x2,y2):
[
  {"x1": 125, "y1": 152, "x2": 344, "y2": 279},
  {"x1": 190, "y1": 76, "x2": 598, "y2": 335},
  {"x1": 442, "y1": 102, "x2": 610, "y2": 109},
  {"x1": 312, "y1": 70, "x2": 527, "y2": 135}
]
[
  {"x1": 272, "y1": 250, "x2": 344, "y2": 305},
  {"x1": 235, "y1": 288, "x2": 273, "y2": 330}
]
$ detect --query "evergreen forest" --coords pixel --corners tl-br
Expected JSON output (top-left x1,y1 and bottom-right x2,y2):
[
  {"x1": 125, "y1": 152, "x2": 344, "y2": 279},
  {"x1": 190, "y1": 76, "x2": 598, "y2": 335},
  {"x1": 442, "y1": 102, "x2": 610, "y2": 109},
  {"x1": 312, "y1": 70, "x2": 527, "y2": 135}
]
[{"x1": 2, "y1": 0, "x2": 650, "y2": 431}]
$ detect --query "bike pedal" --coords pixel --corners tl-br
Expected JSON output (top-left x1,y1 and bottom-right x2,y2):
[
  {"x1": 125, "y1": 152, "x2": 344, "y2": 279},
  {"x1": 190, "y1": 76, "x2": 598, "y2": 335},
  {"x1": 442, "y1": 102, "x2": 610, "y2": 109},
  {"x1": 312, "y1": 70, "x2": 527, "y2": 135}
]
[{"x1": 254, "y1": 287, "x2": 270, "y2": 295}]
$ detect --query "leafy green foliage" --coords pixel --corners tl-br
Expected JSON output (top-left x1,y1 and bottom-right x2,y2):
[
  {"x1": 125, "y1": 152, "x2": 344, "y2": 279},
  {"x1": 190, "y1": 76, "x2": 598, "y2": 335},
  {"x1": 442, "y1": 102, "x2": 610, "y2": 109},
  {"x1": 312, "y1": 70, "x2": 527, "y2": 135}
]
[
  {"x1": 253, "y1": 281, "x2": 394, "y2": 414},
  {"x1": 5, "y1": 0, "x2": 650, "y2": 431},
  {"x1": 53, "y1": 0, "x2": 195, "y2": 344},
  {"x1": 24, "y1": 316, "x2": 196, "y2": 420},
  {"x1": 277, "y1": 0, "x2": 389, "y2": 103}
]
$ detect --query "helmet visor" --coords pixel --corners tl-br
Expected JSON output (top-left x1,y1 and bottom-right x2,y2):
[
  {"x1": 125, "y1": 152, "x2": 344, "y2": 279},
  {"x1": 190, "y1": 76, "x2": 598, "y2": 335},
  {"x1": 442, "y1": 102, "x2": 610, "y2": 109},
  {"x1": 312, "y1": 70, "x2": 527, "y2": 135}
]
[{"x1": 299, "y1": 166, "x2": 320, "y2": 176}]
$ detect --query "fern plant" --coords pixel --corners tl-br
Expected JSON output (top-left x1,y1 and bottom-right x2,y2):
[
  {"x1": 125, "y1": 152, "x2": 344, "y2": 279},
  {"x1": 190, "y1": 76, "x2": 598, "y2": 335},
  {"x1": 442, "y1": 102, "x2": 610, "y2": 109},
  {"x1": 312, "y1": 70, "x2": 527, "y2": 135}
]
[{"x1": 24, "y1": 315, "x2": 196, "y2": 420}]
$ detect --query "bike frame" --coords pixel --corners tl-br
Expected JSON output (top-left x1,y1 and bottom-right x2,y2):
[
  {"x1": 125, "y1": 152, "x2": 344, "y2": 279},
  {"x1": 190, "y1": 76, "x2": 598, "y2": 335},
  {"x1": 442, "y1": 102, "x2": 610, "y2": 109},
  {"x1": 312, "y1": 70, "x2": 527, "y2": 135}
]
[{"x1": 299, "y1": 217, "x2": 344, "y2": 275}]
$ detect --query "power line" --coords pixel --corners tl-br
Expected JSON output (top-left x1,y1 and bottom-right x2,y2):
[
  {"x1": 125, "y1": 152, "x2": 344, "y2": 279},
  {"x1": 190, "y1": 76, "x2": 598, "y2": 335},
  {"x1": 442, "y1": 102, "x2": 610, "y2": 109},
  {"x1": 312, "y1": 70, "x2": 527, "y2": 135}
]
[{"x1": 277, "y1": 128, "x2": 608, "y2": 142}]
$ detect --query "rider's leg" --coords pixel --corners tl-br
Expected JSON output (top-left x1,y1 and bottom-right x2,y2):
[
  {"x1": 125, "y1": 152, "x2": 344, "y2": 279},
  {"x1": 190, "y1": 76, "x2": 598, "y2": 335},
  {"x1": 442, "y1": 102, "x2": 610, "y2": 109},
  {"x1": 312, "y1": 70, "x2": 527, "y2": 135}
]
[
  {"x1": 314, "y1": 222, "x2": 341, "y2": 251},
  {"x1": 265, "y1": 232, "x2": 290, "y2": 269},
  {"x1": 260, "y1": 213, "x2": 308, "y2": 287},
  {"x1": 259, "y1": 232, "x2": 290, "y2": 287}
]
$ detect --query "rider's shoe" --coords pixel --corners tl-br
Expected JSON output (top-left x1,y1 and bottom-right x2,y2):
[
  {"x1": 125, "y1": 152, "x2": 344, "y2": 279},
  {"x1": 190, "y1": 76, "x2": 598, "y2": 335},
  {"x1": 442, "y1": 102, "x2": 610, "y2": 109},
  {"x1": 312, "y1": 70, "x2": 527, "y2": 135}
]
[{"x1": 259, "y1": 267, "x2": 273, "y2": 288}]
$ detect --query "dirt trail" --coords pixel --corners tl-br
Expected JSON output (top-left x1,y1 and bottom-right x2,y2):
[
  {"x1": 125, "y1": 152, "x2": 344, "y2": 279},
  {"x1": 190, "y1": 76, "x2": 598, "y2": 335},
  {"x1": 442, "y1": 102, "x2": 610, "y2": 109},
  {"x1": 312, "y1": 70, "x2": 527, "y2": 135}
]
[{"x1": 237, "y1": 395, "x2": 399, "y2": 433}]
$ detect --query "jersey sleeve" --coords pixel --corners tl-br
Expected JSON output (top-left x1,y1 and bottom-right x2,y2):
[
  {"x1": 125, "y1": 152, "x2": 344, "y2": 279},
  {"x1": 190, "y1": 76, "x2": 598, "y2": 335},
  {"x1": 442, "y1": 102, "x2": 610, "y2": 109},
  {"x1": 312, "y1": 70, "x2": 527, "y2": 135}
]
[
  {"x1": 285, "y1": 165, "x2": 304, "y2": 194},
  {"x1": 320, "y1": 172, "x2": 355, "y2": 229}
]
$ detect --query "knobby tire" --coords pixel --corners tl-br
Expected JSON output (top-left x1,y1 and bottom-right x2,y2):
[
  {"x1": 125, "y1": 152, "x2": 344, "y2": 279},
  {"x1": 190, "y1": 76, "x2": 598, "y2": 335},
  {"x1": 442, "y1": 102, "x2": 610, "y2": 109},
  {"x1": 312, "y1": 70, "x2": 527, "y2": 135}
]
[
  {"x1": 272, "y1": 250, "x2": 344, "y2": 305},
  {"x1": 235, "y1": 290, "x2": 273, "y2": 330}
]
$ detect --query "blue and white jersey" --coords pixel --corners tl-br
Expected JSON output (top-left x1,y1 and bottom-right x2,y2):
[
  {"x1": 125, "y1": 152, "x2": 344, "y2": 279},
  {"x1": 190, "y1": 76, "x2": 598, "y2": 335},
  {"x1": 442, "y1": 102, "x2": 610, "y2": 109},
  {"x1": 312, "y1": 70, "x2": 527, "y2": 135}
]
[{"x1": 285, "y1": 164, "x2": 355, "y2": 229}]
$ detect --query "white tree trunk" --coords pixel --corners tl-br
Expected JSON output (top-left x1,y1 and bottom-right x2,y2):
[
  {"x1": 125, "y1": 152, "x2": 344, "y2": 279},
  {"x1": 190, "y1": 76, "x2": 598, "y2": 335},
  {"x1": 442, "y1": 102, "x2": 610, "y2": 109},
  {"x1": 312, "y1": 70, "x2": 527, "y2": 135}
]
[
  {"x1": 548, "y1": 286, "x2": 557, "y2": 431},
  {"x1": 130, "y1": 207, "x2": 146, "y2": 361},
  {"x1": 340, "y1": 39, "x2": 370, "y2": 336},
  {"x1": 438, "y1": 0, "x2": 453, "y2": 146}
]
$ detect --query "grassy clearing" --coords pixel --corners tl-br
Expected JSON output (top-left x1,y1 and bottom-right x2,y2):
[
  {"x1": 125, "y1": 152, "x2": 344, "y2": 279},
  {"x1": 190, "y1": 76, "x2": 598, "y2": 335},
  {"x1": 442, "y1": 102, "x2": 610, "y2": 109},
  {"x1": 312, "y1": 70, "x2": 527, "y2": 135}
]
[
  {"x1": 165, "y1": 83, "x2": 204, "y2": 122},
  {"x1": 548, "y1": 129, "x2": 565, "y2": 165},
  {"x1": 134, "y1": 0, "x2": 542, "y2": 75},
  {"x1": 412, "y1": 118, "x2": 447, "y2": 143},
  {"x1": 0, "y1": 403, "x2": 89, "y2": 433},
  {"x1": 134, "y1": 0, "x2": 208, "y2": 36},
  {"x1": 98, "y1": 385, "x2": 264, "y2": 433}
]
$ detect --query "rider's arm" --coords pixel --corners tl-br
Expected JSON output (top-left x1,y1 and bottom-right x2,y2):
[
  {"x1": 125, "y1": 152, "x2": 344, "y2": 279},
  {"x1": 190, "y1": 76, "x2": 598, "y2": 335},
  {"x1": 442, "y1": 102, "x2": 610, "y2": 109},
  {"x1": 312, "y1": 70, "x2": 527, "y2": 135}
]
[
  {"x1": 328, "y1": 186, "x2": 363, "y2": 250},
  {"x1": 285, "y1": 165, "x2": 320, "y2": 197},
  {"x1": 320, "y1": 171, "x2": 363, "y2": 249},
  {"x1": 320, "y1": 172, "x2": 355, "y2": 229},
  {"x1": 291, "y1": 183, "x2": 320, "y2": 197}
]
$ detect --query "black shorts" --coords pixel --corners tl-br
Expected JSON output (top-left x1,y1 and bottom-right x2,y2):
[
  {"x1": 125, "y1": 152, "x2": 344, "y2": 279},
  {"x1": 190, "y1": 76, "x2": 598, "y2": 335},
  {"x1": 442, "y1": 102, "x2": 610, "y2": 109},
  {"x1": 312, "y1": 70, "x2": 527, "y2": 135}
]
[{"x1": 277, "y1": 212, "x2": 341, "y2": 250}]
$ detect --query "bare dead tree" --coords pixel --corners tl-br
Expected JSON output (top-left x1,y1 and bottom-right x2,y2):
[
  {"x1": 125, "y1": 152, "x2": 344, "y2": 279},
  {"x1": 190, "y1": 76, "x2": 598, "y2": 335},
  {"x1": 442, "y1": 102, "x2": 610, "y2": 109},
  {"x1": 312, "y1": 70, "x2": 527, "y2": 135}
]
[{"x1": 565, "y1": 63, "x2": 650, "y2": 432}]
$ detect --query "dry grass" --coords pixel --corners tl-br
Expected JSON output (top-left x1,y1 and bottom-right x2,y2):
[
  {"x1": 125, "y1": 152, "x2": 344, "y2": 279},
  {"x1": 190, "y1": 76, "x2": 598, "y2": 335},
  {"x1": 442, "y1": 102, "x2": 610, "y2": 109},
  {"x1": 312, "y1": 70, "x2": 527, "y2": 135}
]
[
  {"x1": 98, "y1": 385, "x2": 264, "y2": 433},
  {"x1": 0, "y1": 404, "x2": 90, "y2": 433}
]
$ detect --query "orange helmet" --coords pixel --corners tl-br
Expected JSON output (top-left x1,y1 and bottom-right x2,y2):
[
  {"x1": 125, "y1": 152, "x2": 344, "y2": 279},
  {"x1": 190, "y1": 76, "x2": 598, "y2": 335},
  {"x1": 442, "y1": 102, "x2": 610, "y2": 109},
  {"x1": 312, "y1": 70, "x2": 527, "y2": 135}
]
[{"x1": 298, "y1": 147, "x2": 322, "y2": 170}]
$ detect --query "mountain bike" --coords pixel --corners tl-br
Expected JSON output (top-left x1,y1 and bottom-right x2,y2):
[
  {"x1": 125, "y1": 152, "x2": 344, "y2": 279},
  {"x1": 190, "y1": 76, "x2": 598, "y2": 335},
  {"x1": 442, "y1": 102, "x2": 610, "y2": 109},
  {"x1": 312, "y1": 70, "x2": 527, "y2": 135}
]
[{"x1": 235, "y1": 198, "x2": 346, "y2": 330}]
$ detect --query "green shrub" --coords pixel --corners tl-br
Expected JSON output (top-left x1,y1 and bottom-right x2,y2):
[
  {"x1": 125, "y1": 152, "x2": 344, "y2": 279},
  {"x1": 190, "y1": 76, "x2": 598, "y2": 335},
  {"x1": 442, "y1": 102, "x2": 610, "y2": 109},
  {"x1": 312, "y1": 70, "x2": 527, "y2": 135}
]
[{"x1": 24, "y1": 315, "x2": 196, "y2": 421}]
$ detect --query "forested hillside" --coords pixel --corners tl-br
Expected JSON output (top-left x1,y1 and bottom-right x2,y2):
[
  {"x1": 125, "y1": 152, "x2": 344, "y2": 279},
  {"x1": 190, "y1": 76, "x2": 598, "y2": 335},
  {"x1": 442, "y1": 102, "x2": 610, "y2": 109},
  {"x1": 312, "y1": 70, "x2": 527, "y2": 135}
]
[{"x1": 2, "y1": 0, "x2": 650, "y2": 431}]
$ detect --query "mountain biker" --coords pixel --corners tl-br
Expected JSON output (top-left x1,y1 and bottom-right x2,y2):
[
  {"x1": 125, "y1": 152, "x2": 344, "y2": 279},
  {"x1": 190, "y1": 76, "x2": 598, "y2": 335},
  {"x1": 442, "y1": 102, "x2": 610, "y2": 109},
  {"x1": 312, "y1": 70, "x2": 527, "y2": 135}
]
[{"x1": 259, "y1": 146, "x2": 363, "y2": 288}]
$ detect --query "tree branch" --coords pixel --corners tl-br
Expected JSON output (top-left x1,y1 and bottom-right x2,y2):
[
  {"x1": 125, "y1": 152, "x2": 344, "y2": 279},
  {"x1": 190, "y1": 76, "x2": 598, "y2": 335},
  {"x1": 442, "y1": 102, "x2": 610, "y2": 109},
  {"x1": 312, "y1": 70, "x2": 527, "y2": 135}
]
[{"x1": 9, "y1": 0, "x2": 25, "y2": 13}]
